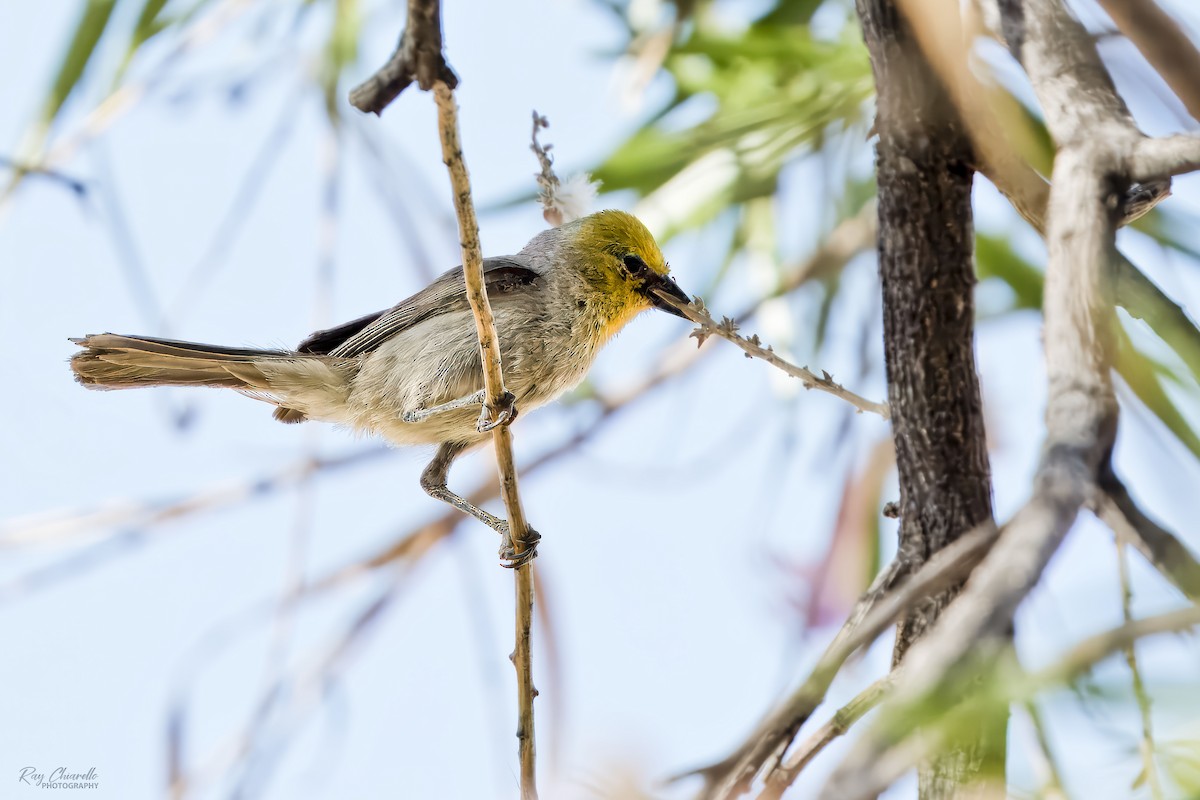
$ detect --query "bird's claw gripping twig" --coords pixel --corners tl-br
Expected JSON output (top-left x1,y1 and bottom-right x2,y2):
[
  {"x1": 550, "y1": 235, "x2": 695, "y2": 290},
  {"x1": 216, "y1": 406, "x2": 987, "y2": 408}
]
[
  {"x1": 477, "y1": 390, "x2": 519, "y2": 433},
  {"x1": 499, "y1": 524, "x2": 541, "y2": 569}
]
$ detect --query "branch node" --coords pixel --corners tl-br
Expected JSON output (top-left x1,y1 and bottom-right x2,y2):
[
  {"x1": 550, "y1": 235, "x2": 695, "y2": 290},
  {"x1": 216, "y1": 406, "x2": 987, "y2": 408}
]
[{"x1": 348, "y1": 0, "x2": 459, "y2": 115}]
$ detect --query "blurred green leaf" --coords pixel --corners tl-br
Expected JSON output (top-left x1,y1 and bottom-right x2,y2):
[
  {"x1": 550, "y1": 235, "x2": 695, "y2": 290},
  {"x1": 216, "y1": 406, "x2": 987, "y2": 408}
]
[
  {"x1": 1161, "y1": 739, "x2": 1200, "y2": 798},
  {"x1": 1010, "y1": 99, "x2": 1055, "y2": 178},
  {"x1": 1117, "y1": 257, "x2": 1200, "y2": 387},
  {"x1": 812, "y1": 275, "x2": 839, "y2": 353},
  {"x1": 977, "y1": 233, "x2": 1200, "y2": 462},
  {"x1": 40, "y1": 0, "x2": 119, "y2": 130},
  {"x1": 1131, "y1": 207, "x2": 1200, "y2": 264},
  {"x1": 322, "y1": 0, "x2": 361, "y2": 118},
  {"x1": 753, "y1": 0, "x2": 828, "y2": 28},
  {"x1": 129, "y1": 0, "x2": 171, "y2": 52},
  {"x1": 975, "y1": 232, "x2": 1043, "y2": 310},
  {"x1": 1115, "y1": 325, "x2": 1200, "y2": 462},
  {"x1": 594, "y1": 21, "x2": 871, "y2": 240},
  {"x1": 112, "y1": 0, "x2": 172, "y2": 83}
]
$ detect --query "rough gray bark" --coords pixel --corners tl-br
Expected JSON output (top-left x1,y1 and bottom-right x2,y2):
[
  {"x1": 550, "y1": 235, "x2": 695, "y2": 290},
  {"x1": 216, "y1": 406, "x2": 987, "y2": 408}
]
[{"x1": 855, "y1": 0, "x2": 1003, "y2": 794}]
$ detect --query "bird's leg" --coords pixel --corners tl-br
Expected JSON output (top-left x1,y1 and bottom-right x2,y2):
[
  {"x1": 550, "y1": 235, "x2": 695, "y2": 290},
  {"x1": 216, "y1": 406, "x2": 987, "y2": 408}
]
[
  {"x1": 403, "y1": 389, "x2": 485, "y2": 423},
  {"x1": 420, "y1": 442, "x2": 539, "y2": 567},
  {"x1": 403, "y1": 388, "x2": 519, "y2": 433}
]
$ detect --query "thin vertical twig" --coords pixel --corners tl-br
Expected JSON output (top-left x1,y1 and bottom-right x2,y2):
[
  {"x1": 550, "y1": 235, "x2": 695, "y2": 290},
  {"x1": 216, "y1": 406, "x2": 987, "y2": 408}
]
[
  {"x1": 432, "y1": 81, "x2": 538, "y2": 800},
  {"x1": 1116, "y1": 538, "x2": 1164, "y2": 800},
  {"x1": 530, "y1": 111, "x2": 562, "y2": 227},
  {"x1": 1022, "y1": 702, "x2": 1068, "y2": 800}
]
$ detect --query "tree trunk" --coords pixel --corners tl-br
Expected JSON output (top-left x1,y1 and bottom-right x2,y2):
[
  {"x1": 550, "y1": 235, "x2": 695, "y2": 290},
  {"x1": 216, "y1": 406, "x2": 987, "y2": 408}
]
[{"x1": 854, "y1": 0, "x2": 1005, "y2": 795}]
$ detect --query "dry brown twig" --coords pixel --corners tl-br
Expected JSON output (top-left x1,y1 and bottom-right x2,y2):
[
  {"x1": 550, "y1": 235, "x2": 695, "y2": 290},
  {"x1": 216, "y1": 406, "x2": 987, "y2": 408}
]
[
  {"x1": 348, "y1": 0, "x2": 458, "y2": 115},
  {"x1": 862, "y1": 603, "x2": 1200, "y2": 800},
  {"x1": 1096, "y1": 469, "x2": 1200, "y2": 601},
  {"x1": 796, "y1": 603, "x2": 1200, "y2": 800},
  {"x1": 654, "y1": 293, "x2": 891, "y2": 420},
  {"x1": 431, "y1": 81, "x2": 539, "y2": 799},
  {"x1": 349, "y1": 4, "x2": 539, "y2": 794},
  {"x1": 527, "y1": 111, "x2": 599, "y2": 227},
  {"x1": 1115, "y1": 534, "x2": 1165, "y2": 800},
  {"x1": 684, "y1": 522, "x2": 998, "y2": 799},
  {"x1": 530, "y1": 112, "x2": 562, "y2": 227},
  {"x1": 756, "y1": 676, "x2": 894, "y2": 800}
]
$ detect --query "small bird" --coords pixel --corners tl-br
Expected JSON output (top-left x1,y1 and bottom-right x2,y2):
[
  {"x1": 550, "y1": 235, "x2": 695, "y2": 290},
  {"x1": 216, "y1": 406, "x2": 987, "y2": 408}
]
[{"x1": 70, "y1": 210, "x2": 690, "y2": 565}]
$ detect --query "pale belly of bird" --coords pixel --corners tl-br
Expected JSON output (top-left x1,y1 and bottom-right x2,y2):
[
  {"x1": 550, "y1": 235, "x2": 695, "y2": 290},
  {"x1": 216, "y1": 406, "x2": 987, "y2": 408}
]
[{"x1": 335, "y1": 307, "x2": 598, "y2": 447}]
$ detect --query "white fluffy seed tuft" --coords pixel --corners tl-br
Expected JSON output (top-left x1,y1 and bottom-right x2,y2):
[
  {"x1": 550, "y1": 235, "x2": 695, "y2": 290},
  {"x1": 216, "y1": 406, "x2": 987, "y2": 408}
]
[{"x1": 543, "y1": 173, "x2": 600, "y2": 225}]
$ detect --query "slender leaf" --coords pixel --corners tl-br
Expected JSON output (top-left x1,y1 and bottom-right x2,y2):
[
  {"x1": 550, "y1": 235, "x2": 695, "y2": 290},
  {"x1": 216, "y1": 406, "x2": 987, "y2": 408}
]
[
  {"x1": 1117, "y1": 255, "x2": 1200, "y2": 386},
  {"x1": 1114, "y1": 325, "x2": 1200, "y2": 463},
  {"x1": 130, "y1": 0, "x2": 171, "y2": 51},
  {"x1": 39, "y1": 0, "x2": 119, "y2": 128},
  {"x1": 594, "y1": 22, "x2": 871, "y2": 238},
  {"x1": 975, "y1": 231, "x2": 1044, "y2": 310},
  {"x1": 322, "y1": 0, "x2": 361, "y2": 117},
  {"x1": 112, "y1": 0, "x2": 172, "y2": 83}
]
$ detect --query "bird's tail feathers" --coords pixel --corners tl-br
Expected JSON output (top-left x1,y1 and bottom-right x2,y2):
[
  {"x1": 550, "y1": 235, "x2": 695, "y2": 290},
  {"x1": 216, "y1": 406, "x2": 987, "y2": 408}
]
[{"x1": 70, "y1": 334, "x2": 293, "y2": 391}]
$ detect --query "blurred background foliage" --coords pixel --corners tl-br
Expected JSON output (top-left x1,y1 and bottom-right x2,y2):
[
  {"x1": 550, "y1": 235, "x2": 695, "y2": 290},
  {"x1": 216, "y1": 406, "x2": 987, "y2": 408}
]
[{"x1": 6, "y1": 0, "x2": 1200, "y2": 797}]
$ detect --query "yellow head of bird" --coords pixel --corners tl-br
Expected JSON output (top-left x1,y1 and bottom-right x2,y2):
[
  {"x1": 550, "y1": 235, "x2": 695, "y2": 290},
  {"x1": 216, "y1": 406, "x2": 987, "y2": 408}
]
[{"x1": 567, "y1": 210, "x2": 690, "y2": 335}]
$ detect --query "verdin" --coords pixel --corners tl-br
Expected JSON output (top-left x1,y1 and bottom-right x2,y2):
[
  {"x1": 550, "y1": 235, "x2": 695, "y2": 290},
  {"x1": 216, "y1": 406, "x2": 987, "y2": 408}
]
[{"x1": 71, "y1": 209, "x2": 689, "y2": 565}]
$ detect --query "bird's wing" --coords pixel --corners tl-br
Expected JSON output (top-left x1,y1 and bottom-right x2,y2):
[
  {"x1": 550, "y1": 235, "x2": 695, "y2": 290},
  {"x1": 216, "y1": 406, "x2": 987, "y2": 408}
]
[{"x1": 297, "y1": 257, "x2": 545, "y2": 358}]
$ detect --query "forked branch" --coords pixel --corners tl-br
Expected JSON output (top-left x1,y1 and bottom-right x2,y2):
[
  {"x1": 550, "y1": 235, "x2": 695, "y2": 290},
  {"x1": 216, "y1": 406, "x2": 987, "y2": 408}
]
[
  {"x1": 817, "y1": 0, "x2": 1200, "y2": 793},
  {"x1": 349, "y1": 0, "x2": 458, "y2": 115}
]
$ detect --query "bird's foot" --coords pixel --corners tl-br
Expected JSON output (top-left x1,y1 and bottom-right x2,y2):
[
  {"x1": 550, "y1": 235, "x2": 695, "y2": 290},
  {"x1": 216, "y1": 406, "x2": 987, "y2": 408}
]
[
  {"x1": 499, "y1": 524, "x2": 541, "y2": 569},
  {"x1": 477, "y1": 390, "x2": 519, "y2": 433}
]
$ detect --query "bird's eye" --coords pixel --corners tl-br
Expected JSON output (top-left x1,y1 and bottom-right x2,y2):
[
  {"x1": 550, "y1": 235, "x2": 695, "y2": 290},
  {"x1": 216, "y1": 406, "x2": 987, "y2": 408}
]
[{"x1": 623, "y1": 254, "x2": 647, "y2": 275}]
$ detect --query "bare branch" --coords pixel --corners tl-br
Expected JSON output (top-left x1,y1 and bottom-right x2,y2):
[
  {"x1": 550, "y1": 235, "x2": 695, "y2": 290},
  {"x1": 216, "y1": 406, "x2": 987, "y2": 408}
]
[
  {"x1": 1093, "y1": 0, "x2": 1200, "y2": 123},
  {"x1": 0, "y1": 155, "x2": 88, "y2": 196},
  {"x1": 756, "y1": 677, "x2": 894, "y2": 800},
  {"x1": 822, "y1": 604, "x2": 1200, "y2": 800},
  {"x1": 432, "y1": 81, "x2": 538, "y2": 798},
  {"x1": 922, "y1": 0, "x2": 1180, "y2": 341},
  {"x1": 0, "y1": 448, "x2": 389, "y2": 549},
  {"x1": 1115, "y1": 537, "x2": 1165, "y2": 800},
  {"x1": 683, "y1": 522, "x2": 997, "y2": 799},
  {"x1": 1022, "y1": 702, "x2": 1068, "y2": 800},
  {"x1": 1129, "y1": 134, "x2": 1200, "y2": 182},
  {"x1": 1034, "y1": 604, "x2": 1200, "y2": 685},
  {"x1": 527, "y1": 111, "x2": 597, "y2": 226},
  {"x1": 530, "y1": 111, "x2": 561, "y2": 227},
  {"x1": 1097, "y1": 470, "x2": 1200, "y2": 601},
  {"x1": 655, "y1": 294, "x2": 891, "y2": 420},
  {"x1": 348, "y1": 0, "x2": 458, "y2": 115}
]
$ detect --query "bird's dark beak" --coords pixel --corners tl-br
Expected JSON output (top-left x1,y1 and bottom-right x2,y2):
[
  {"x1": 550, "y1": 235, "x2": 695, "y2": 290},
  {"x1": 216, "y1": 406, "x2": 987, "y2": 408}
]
[{"x1": 642, "y1": 273, "x2": 691, "y2": 319}]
